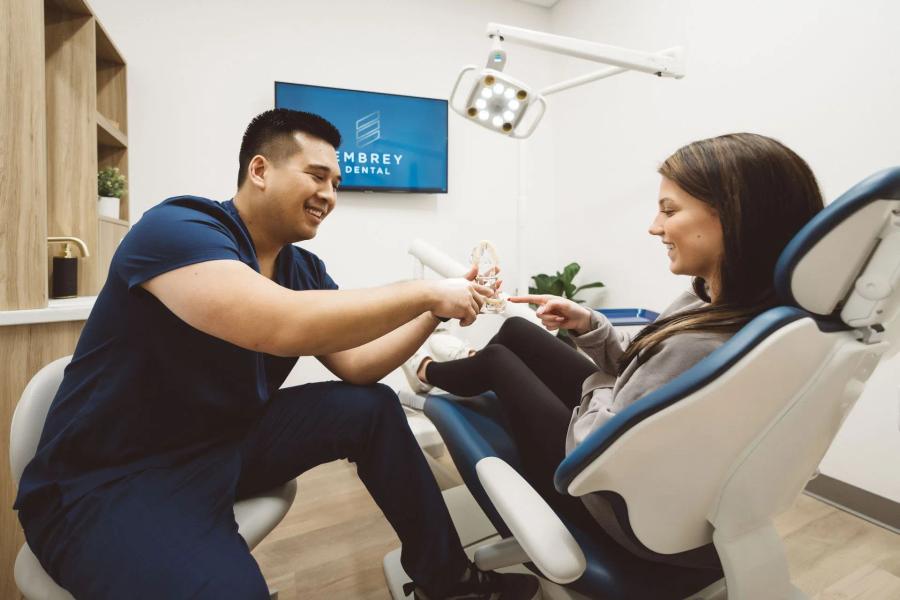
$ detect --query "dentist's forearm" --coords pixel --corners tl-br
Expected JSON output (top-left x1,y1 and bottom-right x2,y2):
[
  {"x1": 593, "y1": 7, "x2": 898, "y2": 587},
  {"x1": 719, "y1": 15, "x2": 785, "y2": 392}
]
[
  {"x1": 328, "y1": 312, "x2": 440, "y2": 384},
  {"x1": 271, "y1": 281, "x2": 438, "y2": 357}
]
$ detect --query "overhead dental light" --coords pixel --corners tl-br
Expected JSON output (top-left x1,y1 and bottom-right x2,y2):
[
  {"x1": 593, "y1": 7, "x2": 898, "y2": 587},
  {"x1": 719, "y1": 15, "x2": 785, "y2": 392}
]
[{"x1": 450, "y1": 23, "x2": 686, "y2": 138}]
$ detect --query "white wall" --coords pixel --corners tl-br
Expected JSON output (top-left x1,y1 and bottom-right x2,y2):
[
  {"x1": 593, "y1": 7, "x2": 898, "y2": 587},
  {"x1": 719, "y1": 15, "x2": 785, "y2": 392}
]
[
  {"x1": 90, "y1": 0, "x2": 900, "y2": 501},
  {"x1": 545, "y1": 0, "x2": 900, "y2": 501},
  {"x1": 88, "y1": 0, "x2": 553, "y2": 292}
]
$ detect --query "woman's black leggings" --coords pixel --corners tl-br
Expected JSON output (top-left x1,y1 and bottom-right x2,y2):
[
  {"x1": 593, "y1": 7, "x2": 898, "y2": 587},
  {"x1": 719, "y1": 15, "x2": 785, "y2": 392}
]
[{"x1": 424, "y1": 316, "x2": 606, "y2": 534}]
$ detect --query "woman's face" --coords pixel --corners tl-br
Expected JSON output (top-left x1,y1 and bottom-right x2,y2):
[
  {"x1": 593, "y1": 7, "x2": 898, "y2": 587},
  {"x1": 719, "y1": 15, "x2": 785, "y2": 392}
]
[{"x1": 649, "y1": 177, "x2": 724, "y2": 288}]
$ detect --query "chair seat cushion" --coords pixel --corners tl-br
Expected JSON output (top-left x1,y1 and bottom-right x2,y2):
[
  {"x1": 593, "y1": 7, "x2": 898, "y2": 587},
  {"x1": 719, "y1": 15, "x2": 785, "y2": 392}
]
[
  {"x1": 425, "y1": 394, "x2": 723, "y2": 599},
  {"x1": 15, "y1": 543, "x2": 75, "y2": 600},
  {"x1": 234, "y1": 479, "x2": 298, "y2": 550}
]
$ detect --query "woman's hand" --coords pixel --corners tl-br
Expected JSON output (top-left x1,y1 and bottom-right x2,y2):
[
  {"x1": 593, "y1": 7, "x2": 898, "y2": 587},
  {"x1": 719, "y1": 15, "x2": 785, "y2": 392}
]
[{"x1": 508, "y1": 294, "x2": 593, "y2": 335}]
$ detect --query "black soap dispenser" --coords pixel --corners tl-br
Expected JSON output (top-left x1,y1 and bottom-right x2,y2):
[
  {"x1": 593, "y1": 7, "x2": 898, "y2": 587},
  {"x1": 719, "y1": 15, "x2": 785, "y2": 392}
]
[
  {"x1": 48, "y1": 236, "x2": 89, "y2": 299},
  {"x1": 52, "y1": 243, "x2": 79, "y2": 299}
]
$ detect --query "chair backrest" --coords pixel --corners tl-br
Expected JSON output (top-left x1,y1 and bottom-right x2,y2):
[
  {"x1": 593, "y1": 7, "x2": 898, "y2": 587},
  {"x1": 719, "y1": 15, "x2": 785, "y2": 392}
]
[
  {"x1": 9, "y1": 355, "x2": 72, "y2": 485},
  {"x1": 555, "y1": 168, "x2": 900, "y2": 555}
]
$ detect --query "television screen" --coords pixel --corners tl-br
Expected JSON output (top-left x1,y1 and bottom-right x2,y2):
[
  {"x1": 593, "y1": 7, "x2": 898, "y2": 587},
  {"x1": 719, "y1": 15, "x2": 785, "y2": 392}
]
[{"x1": 275, "y1": 81, "x2": 448, "y2": 193}]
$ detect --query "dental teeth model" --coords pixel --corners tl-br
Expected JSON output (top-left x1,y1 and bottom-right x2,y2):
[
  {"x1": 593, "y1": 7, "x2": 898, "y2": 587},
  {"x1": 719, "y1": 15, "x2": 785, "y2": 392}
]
[{"x1": 470, "y1": 240, "x2": 506, "y2": 314}]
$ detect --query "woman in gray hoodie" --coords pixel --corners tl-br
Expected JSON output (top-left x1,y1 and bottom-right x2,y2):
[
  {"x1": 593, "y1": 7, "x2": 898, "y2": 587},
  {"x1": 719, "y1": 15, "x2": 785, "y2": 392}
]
[{"x1": 409, "y1": 132, "x2": 824, "y2": 564}]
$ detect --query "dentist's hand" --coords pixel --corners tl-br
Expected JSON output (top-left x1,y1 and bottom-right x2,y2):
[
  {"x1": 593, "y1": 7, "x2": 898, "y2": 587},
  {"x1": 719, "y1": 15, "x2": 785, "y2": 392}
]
[
  {"x1": 465, "y1": 263, "x2": 503, "y2": 294},
  {"x1": 508, "y1": 294, "x2": 593, "y2": 334},
  {"x1": 429, "y1": 266, "x2": 495, "y2": 327}
]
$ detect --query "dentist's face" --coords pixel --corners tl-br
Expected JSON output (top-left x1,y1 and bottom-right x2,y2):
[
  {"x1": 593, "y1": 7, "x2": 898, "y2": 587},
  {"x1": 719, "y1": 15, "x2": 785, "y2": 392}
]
[
  {"x1": 266, "y1": 132, "x2": 341, "y2": 242},
  {"x1": 649, "y1": 177, "x2": 724, "y2": 284}
]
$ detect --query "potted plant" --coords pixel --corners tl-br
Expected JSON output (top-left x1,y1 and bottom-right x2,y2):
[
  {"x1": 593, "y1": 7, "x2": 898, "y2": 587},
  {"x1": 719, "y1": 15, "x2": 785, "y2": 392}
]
[
  {"x1": 528, "y1": 262, "x2": 605, "y2": 343},
  {"x1": 97, "y1": 166, "x2": 126, "y2": 219}
]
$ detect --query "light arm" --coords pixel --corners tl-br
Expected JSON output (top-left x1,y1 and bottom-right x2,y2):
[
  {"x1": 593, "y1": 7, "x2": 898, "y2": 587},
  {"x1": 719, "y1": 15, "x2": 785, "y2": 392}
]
[{"x1": 485, "y1": 22, "x2": 685, "y2": 79}]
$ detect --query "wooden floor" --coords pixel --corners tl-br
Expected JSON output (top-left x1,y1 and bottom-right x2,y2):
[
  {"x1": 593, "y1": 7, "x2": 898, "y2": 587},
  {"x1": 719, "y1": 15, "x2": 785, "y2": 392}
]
[{"x1": 253, "y1": 458, "x2": 900, "y2": 600}]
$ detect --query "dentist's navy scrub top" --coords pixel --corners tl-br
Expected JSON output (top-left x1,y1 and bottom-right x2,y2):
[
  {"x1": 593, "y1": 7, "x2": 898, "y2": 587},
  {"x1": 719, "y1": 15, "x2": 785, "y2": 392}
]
[{"x1": 14, "y1": 196, "x2": 338, "y2": 517}]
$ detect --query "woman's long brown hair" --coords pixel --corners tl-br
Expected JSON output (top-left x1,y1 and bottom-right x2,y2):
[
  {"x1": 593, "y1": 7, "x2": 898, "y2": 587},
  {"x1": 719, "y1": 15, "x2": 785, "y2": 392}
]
[{"x1": 617, "y1": 133, "x2": 824, "y2": 374}]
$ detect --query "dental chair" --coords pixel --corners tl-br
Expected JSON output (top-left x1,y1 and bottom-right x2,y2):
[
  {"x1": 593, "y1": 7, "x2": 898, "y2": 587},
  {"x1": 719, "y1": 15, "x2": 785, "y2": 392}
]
[
  {"x1": 386, "y1": 168, "x2": 900, "y2": 599},
  {"x1": 10, "y1": 355, "x2": 298, "y2": 600}
]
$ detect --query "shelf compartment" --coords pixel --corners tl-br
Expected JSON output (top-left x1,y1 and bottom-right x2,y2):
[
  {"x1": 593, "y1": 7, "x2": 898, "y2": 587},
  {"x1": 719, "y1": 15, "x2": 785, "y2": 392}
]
[
  {"x1": 94, "y1": 18, "x2": 124, "y2": 64},
  {"x1": 96, "y1": 111, "x2": 127, "y2": 148}
]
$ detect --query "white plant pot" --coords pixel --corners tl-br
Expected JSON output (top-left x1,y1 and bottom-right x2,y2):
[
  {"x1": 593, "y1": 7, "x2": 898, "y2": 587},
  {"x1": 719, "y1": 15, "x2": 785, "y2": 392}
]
[{"x1": 98, "y1": 196, "x2": 120, "y2": 219}]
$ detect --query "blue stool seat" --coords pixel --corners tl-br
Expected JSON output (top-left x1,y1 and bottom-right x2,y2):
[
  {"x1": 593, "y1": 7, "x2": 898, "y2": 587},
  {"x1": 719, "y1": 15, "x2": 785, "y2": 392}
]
[{"x1": 425, "y1": 394, "x2": 724, "y2": 599}]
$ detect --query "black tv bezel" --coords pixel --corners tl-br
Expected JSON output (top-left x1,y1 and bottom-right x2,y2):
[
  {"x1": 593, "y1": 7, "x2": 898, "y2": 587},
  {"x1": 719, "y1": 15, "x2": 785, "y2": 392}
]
[{"x1": 274, "y1": 80, "x2": 449, "y2": 194}]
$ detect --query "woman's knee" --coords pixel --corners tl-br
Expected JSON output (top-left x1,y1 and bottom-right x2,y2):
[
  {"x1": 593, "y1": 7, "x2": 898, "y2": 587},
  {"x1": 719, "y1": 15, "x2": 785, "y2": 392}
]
[
  {"x1": 499, "y1": 315, "x2": 530, "y2": 333},
  {"x1": 496, "y1": 315, "x2": 540, "y2": 343},
  {"x1": 477, "y1": 343, "x2": 518, "y2": 367}
]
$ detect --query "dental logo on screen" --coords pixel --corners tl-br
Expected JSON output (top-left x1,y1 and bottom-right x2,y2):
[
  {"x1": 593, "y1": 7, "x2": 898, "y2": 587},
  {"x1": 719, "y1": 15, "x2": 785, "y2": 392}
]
[
  {"x1": 337, "y1": 109, "x2": 404, "y2": 177},
  {"x1": 356, "y1": 111, "x2": 381, "y2": 147}
]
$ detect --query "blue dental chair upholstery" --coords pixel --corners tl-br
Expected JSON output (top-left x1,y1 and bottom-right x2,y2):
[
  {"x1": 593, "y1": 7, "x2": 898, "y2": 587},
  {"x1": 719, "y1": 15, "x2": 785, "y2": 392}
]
[{"x1": 424, "y1": 168, "x2": 900, "y2": 600}]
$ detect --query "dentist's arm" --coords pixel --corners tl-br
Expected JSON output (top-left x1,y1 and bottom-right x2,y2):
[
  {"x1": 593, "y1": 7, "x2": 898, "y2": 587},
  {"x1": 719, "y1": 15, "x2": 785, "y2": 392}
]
[
  {"x1": 317, "y1": 264, "x2": 485, "y2": 385},
  {"x1": 142, "y1": 259, "x2": 492, "y2": 358},
  {"x1": 317, "y1": 312, "x2": 442, "y2": 385}
]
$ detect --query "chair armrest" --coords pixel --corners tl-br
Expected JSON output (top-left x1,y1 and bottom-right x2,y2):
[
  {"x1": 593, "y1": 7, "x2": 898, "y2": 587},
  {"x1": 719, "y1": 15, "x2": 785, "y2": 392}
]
[{"x1": 475, "y1": 457, "x2": 586, "y2": 584}]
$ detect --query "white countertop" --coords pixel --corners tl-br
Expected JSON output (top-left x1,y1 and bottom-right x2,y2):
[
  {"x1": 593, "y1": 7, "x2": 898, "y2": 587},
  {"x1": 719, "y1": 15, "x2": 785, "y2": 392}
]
[{"x1": 0, "y1": 296, "x2": 97, "y2": 327}]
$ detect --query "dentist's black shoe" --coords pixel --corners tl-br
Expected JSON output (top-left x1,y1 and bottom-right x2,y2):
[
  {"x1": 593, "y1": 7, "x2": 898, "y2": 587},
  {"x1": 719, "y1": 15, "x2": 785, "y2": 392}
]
[{"x1": 403, "y1": 562, "x2": 541, "y2": 599}]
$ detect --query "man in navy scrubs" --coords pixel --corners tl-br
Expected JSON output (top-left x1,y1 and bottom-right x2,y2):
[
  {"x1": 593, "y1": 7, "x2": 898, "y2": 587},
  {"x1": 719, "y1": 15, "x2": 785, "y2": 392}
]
[{"x1": 14, "y1": 109, "x2": 538, "y2": 600}]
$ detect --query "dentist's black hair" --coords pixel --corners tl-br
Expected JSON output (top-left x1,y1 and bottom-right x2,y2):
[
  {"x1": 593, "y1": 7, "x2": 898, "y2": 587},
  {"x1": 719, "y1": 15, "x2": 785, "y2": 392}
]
[
  {"x1": 237, "y1": 108, "x2": 341, "y2": 189},
  {"x1": 618, "y1": 132, "x2": 824, "y2": 374}
]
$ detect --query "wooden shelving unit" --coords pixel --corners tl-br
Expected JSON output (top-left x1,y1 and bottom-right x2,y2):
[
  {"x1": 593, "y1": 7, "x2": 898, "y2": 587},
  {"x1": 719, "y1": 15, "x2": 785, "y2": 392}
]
[
  {"x1": 96, "y1": 18, "x2": 129, "y2": 224},
  {"x1": 44, "y1": 0, "x2": 100, "y2": 298},
  {"x1": 0, "y1": 0, "x2": 129, "y2": 594},
  {"x1": 42, "y1": 0, "x2": 129, "y2": 297}
]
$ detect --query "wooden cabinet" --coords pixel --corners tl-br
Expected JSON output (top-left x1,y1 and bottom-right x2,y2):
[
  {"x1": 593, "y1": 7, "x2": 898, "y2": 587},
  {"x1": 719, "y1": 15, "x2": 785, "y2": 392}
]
[{"x1": 0, "y1": 322, "x2": 84, "y2": 600}]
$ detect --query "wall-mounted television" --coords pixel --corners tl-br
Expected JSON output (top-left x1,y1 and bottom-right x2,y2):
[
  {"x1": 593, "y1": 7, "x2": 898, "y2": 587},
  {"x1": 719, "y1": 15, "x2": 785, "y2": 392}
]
[{"x1": 275, "y1": 81, "x2": 448, "y2": 193}]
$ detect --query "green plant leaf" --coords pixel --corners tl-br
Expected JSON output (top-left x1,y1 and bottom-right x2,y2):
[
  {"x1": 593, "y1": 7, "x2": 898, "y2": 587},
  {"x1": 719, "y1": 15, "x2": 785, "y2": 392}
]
[
  {"x1": 573, "y1": 281, "x2": 605, "y2": 295},
  {"x1": 550, "y1": 279, "x2": 566, "y2": 297},
  {"x1": 531, "y1": 274, "x2": 554, "y2": 294},
  {"x1": 530, "y1": 261, "x2": 606, "y2": 303},
  {"x1": 98, "y1": 166, "x2": 127, "y2": 198},
  {"x1": 561, "y1": 263, "x2": 580, "y2": 285}
]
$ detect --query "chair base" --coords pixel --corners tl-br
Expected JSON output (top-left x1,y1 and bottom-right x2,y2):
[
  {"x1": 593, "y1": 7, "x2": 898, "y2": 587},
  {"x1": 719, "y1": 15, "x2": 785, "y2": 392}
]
[
  {"x1": 382, "y1": 484, "x2": 728, "y2": 600},
  {"x1": 713, "y1": 523, "x2": 808, "y2": 600}
]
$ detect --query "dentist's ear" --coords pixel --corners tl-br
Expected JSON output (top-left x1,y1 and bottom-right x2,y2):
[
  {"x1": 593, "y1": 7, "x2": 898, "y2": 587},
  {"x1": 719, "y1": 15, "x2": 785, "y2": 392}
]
[{"x1": 247, "y1": 155, "x2": 270, "y2": 191}]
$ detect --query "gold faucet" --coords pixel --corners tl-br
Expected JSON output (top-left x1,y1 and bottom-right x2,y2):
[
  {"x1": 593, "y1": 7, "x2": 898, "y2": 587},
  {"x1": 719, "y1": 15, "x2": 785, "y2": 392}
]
[{"x1": 47, "y1": 236, "x2": 90, "y2": 258}]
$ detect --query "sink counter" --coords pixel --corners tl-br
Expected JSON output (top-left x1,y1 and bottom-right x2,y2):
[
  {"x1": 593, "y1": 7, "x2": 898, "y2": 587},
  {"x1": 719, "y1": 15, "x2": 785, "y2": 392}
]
[{"x1": 0, "y1": 296, "x2": 97, "y2": 327}]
